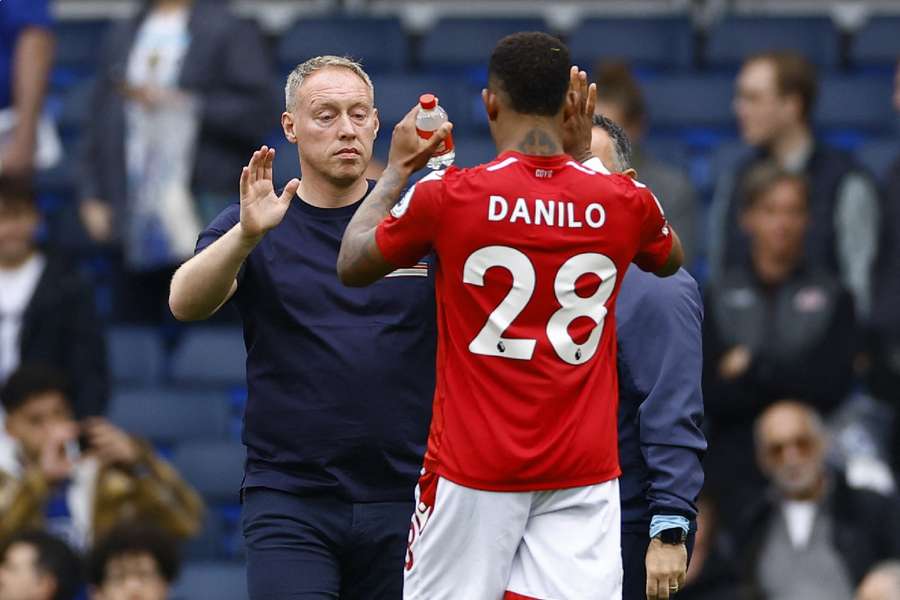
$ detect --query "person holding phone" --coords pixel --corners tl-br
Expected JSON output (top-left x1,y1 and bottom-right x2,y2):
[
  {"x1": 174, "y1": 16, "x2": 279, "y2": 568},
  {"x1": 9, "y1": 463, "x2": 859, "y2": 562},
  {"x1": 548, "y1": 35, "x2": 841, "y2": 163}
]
[{"x1": 0, "y1": 364, "x2": 204, "y2": 547}]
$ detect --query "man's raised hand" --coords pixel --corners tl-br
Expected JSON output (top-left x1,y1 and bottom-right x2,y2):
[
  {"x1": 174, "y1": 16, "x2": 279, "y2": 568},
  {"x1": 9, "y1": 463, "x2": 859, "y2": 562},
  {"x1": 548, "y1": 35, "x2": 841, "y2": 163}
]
[
  {"x1": 239, "y1": 146, "x2": 300, "y2": 241},
  {"x1": 387, "y1": 106, "x2": 453, "y2": 177},
  {"x1": 562, "y1": 66, "x2": 597, "y2": 163}
]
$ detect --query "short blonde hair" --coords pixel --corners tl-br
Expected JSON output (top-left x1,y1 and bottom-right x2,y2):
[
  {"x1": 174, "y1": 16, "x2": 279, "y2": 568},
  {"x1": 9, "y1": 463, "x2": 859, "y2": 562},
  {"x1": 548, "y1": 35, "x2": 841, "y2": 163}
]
[{"x1": 284, "y1": 55, "x2": 374, "y2": 111}]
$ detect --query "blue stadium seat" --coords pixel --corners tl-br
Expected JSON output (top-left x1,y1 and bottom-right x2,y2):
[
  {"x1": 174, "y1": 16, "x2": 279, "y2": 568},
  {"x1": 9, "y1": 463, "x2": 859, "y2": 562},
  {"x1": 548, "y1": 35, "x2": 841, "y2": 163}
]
[
  {"x1": 52, "y1": 20, "x2": 112, "y2": 90},
  {"x1": 705, "y1": 17, "x2": 840, "y2": 69},
  {"x1": 106, "y1": 326, "x2": 165, "y2": 386},
  {"x1": 420, "y1": 17, "x2": 549, "y2": 71},
  {"x1": 171, "y1": 562, "x2": 247, "y2": 600},
  {"x1": 851, "y1": 17, "x2": 900, "y2": 69},
  {"x1": 169, "y1": 327, "x2": 246, "y2": 387},
  {"x1": 172, "y1": 440, "x2": 245, "y2": 503},
  {"x1": 641, "y1": 137, "x2": 692, "y2": 173},
  {"x1": 277, "y1": 16, "x2": 407, "y2": 73},
  {"x1": 454, "y1": 136, "x2": 499, "y2": 168},
  {"x1": 641, "y1": 76, "x2": 735, "y2": 130},
  {"x1": 371, "y1": 75, "x2": 470, "y2": 131},
  {"x1": 107, "y1": 387, "x2": 231, "y2": 443},
  {"x1": 856, "y1": 138, "x2": 900, "y2": 184},
  {"x1": 815, "y1": 76, "x2": 895, "y2": 132},
  {"x1": 569, "y1": 17, "x2": 694, "y2": 71}
]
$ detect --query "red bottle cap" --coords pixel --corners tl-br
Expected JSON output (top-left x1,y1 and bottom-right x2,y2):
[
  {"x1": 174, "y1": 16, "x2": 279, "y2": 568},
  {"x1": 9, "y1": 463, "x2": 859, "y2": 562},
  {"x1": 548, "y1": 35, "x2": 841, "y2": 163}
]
[{"x1": 419, "y1": 93, "x2": 437, "y2": 109}]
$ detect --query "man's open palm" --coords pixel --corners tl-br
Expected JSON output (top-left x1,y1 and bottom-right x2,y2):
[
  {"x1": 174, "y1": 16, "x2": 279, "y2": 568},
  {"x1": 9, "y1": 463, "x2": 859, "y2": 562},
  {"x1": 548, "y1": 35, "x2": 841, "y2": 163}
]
[{"x1": 240, "y1": 145, "x2": 300, "y2": 239}]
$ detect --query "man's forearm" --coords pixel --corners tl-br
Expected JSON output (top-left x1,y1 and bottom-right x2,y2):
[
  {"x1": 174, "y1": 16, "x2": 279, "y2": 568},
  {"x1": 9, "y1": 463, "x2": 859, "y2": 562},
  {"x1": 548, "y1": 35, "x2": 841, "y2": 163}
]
[
  {"x1": 337, "y1": 165, "x2": 410, "y2": 286},
  {"x1": 169, "y1": 223, "x2": 258, "y2": 321},
  {"x1": 12, "y1": 28, "x2": 54, "y2": 148}
]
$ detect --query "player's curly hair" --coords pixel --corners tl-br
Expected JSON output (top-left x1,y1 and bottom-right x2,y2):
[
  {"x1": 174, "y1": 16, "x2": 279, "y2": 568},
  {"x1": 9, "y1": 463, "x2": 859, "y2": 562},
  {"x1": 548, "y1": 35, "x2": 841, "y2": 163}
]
[{"x1": 488, "y1": 32, "x2": 571, "y2": 117}]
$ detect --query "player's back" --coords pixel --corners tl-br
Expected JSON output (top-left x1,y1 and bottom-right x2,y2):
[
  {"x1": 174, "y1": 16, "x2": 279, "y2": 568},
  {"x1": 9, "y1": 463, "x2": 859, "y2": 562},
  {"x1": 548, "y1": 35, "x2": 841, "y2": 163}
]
[{"x1": 376, "y1": 150, "x2": 673, "y2": 492}]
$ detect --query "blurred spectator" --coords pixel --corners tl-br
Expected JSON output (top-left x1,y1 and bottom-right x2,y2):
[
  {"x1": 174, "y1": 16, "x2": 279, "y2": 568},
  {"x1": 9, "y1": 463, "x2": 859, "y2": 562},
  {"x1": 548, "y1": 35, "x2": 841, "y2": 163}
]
[
  {"x1": 736, "y1": 401, "x2": 900, "y2": 600},
  {"x1": 0, "y1": 176, "x2": 107, "y2": 418},
  {"x1": 78, "y1": 0, "x2": 276, "y2": 324},
  {"x1": 710, "y1": 51, "x2": 880, "y2": 321},
  {"x1": 677, "y1": 493, "x2": 742, "y2": 600},
  {"x1": 856, "y1": 561, "x2": 900, "y2": 600},
  {"x1": 870, "y1": 60, "x2": 900, "y2": 469},
  {"x1": 703, "y1": 163, "x2": 856, "y2": 516},
  {"x1": 0, "y1": 365, "x2": 203, "y2": 547},
  {"x1": 592, "y1": 62, "x2": 698, "y2": 264},
  {"x1": 0, "y1": 530, "x2": 82, "y2": 600},
  {"x1": 0, "y1": 0, "x2": 54, "y2": 178},
  {"x1": 87, "y1": 524, "x2": 180, "y2": 600}
]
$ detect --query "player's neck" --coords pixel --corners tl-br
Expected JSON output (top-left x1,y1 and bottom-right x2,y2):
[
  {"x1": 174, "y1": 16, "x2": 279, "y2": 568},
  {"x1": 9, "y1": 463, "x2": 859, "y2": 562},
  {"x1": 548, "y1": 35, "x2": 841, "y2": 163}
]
[
  {"x1": 297, "y1": 173, "x2": 369, "y2": 209},
  {"x1": 495, "y1": 119, "x2": 565, "y2": 158}
]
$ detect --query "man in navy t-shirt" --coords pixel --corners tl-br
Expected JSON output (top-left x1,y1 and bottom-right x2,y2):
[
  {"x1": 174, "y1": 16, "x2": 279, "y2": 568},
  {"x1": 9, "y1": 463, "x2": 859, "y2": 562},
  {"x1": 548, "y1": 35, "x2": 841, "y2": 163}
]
[
  {"x1": 169, "y1": 56, "x2": 440, "y2": 599},
  {"x1": 0, "y1": 0, "x2": 53, "y2": 177}
]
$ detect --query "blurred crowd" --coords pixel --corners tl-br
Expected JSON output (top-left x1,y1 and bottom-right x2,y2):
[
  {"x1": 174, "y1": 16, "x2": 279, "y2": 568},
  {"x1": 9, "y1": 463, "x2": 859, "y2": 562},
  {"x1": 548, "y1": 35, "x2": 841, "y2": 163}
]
[{"x1": 1, "y1": 0, "x2": 899, "y2": 598}]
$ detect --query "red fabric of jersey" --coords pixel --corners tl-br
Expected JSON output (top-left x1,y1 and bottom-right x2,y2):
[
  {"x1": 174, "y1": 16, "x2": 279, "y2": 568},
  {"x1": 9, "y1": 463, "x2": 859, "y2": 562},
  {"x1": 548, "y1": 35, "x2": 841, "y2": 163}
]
[{"x1": 375, "y1": 151, "x2": 672, "y2": 491}]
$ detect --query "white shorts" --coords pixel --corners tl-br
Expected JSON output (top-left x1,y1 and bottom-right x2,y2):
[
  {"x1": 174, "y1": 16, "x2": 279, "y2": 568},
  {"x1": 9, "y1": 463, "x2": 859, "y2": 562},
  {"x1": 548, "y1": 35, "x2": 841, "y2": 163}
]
[{"x1": 403, "y1": 471, "x2": 622, "y2": 600}]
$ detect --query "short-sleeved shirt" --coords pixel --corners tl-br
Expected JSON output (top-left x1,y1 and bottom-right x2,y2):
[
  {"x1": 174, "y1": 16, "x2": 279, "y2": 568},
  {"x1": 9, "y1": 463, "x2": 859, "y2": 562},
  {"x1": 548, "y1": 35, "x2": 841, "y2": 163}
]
[
  {"x1": 0, "y1": 0, "x2": 52, "y2": 110},
  {"x1": 196, "y1": 183, "x2": 437, "y2": 502},
  {"x1": 375, "y1": 151, "x2": 672, "y2": 492}
]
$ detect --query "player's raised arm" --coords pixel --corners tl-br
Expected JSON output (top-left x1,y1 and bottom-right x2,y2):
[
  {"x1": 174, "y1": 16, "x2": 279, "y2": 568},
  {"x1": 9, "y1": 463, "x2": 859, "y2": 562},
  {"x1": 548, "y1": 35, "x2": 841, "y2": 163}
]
[
  {"x1": 169, "y1": 146, "x2": 299, "y2": 320},
  {"x1": 337, "y1": 105, "x2": 452, "y2": 286},
  {"x1": 654, "y1": 229, "x2": 684, "y2": 277}
]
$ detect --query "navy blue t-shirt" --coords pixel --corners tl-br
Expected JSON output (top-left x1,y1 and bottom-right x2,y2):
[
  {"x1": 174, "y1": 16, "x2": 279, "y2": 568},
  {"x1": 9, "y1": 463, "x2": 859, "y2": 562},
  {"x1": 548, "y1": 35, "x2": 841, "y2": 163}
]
[
  {"x1": 0, "y1": 0, "x2": 51, "y2": 110},
  {"x1": 196, "y1": 183, "x2": 436, "y2": 502}
]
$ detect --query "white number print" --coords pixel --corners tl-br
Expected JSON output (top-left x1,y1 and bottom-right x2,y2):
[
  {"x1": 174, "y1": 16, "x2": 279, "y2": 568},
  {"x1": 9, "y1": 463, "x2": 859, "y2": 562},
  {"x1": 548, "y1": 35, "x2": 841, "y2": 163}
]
[
  {"x1": 463, "y1": 247, "x2": 617, "y2": 365},
  {"x1": 463, "y1": 246, "x2": 537, "y2": 360},
  {"x1": 547, "y1": 254, "x2": 616, "y2": 365}
]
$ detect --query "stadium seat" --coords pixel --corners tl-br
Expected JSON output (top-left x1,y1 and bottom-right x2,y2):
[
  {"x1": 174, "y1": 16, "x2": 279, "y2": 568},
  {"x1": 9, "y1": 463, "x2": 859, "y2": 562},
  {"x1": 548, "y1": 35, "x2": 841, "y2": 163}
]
[
  {"x1": 106, "y1": 326, "x2": 165, "y2": 385},
  {"x1": 277, "y1": 16, "x2": 407, "y2": 73},
  {"x1": 641, "y1": 76, "x2": 735, "y2": 130},
  {"x1": 850, "y1": 16, "x2": 900, "y2": 69},
  {"x1": 642, "y1": 137, "x2": 692, "y2": 173},
  {"x1": 107, "y1": 387, "x2": 231, "y2": 443},
  {"x1": 52, "y1": 19, "x2": 112, "y2": 90},
  {"x1": 815, "y1": 76, "x2": 895, "y2": 132},
  {"x1": 453, "y1": 136, "x2": 500, "y2": 168},
  {"x1": 856, "y1": 138, "x2": 900, "y2": 184},
  {"x1": 371, "y1": 75, "x2": 470, "y2": 131},
  {"x1": 568, "y1": 17, "x2": 694, "y2": 71},
  {"x1": 172, "y1": 440, "x2": 245, "y2": 503},
  {"x1": 420, "y1": 17, "x2": 549, "y2": 71},
  {"x1": 170, "y1": 562, "x2": 247, "y2": 600},
  {"x1": 169, "y1": 327, "x2": 246, "y2": 387},
  {"x1": 705, "y1": 17, "x2": 840, "y2": 69}
]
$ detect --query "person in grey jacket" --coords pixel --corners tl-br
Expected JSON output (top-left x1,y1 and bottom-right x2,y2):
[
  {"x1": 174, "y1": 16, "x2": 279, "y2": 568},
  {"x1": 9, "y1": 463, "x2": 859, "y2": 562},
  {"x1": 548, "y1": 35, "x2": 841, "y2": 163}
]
[{"x1": 78, "y1": 0, "x2": 277, "y2": 323}]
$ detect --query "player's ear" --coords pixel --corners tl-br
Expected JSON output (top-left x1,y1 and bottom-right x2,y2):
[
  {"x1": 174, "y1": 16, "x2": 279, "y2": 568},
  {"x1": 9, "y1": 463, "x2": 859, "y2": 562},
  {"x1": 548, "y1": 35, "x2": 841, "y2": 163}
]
[
  {"x1": 373, "y1": 107, "x2": 380, "y2": 139},
  {"x1": 624, "y1": 167, "x2": 638, "y2": 180},
  {"x1": 282, "y1": 111, "x2": 298, "y2": 144},
  {"x1": 482, "y1": 88, "x2": 499, "y2": 122}
]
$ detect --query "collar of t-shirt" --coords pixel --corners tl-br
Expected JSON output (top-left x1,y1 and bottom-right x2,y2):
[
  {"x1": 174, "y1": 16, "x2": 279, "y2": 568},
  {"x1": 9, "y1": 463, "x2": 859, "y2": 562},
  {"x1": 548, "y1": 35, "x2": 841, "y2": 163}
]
[{"x1": 781, "y1": 499, "x2": 818, "y2": 549}]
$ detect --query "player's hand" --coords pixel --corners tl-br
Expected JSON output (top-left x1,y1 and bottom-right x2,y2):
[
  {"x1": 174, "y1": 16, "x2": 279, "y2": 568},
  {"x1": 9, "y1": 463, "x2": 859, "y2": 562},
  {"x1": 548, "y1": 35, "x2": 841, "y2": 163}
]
[
  {"x1": 719, "y1": 345, "x2": 752, "y2": 380},
  {"x1": 386, "y1": 105, "x2": 453, "y2": 177},
  {"x1": 561, "y1": 66, "x2": 597, "y2": 163},
  {"x1": 645, "y1": 537, "x2": 687, "y2": 600},
  {"x1": 239, "y1": 145, "x2": 300, "y2": 241}
]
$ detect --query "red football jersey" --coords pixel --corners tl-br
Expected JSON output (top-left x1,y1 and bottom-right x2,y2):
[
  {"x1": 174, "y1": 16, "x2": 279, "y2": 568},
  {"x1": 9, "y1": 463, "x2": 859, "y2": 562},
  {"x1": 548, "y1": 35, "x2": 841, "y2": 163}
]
[{"x1": 375, "y1": 151, "x2": 672, "y2": 491}]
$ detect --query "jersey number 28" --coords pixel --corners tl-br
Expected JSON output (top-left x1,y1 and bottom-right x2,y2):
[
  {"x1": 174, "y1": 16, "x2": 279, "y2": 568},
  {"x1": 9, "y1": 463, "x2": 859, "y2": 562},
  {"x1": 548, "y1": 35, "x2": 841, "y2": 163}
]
[{"x1": 463, "y1": 246, "x2": 617, "y2": 366}]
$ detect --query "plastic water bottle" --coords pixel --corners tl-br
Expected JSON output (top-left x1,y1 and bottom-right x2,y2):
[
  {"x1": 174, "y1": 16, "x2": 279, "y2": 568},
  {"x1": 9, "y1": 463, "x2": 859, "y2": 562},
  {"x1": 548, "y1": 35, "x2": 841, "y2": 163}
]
[{"x1": 416, "y1": 93, "x2": 455, "y2": 170}]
